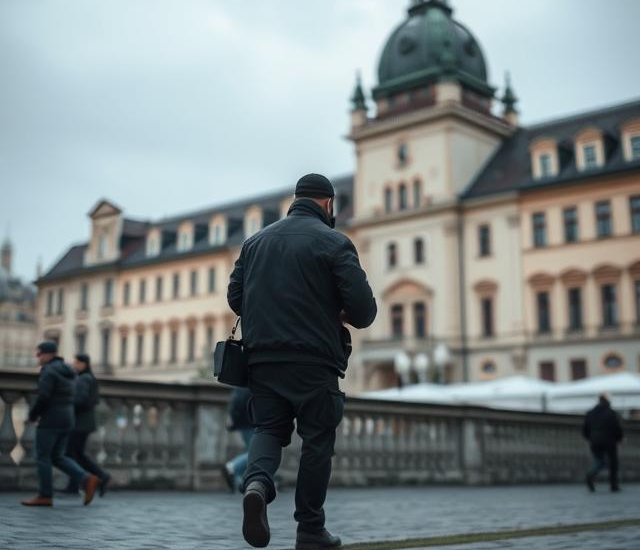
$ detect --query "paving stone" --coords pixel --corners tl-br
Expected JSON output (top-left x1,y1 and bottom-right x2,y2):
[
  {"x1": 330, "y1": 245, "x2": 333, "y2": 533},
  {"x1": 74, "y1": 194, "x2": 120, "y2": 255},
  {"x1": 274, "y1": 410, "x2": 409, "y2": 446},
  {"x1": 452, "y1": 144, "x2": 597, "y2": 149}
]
[{"x1": 1, "y1": 484, "x2": 638, "y2": 550}]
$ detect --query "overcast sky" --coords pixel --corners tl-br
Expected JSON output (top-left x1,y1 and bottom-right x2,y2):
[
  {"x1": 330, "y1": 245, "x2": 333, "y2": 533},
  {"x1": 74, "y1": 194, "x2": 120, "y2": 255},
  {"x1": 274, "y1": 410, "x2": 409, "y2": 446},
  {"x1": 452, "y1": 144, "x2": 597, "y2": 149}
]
[{"x1": 2, "y1": 0, "x2": 639, "y2": 281}]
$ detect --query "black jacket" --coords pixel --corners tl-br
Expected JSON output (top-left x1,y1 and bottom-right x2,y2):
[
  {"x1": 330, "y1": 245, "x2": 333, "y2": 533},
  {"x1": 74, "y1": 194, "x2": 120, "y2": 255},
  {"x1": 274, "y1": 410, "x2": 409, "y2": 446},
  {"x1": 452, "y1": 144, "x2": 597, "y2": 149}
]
[
  {"x1": 74, "y1": 368, "x2": 99, "y2": 433},
  {"x1": 29, "y1": 357, "x2": 77, "y2": 430},
  {"x1": 227, "y1": 199, "x2": 377, "y2": 375},
  {"x1": 582, "y1": 401, "x2": 624, "y2": 446}
]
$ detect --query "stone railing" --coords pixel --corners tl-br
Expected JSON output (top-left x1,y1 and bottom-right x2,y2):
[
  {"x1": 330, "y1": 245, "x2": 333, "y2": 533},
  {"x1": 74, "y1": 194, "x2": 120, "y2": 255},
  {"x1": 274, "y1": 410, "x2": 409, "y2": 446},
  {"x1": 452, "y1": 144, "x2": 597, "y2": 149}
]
[{"x1": 1, "y1": 369, "x2": 639, "y2": 490}]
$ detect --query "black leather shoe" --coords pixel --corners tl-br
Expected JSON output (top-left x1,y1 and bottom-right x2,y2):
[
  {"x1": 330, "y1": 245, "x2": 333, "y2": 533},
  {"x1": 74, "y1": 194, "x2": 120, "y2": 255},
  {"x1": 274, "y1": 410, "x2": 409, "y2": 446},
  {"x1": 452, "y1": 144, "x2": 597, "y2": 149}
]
[
  {"x1": 242, "y1": 481, "x2": 270, "y2": 548},
  {"x1": 296, "y1": 528, "x2": 342, "y2": 550},
  {"x1": 585, "y1": 474, "x2": 595, "y2": 493},
  {"x1": 99, "y1": 474, "x2": 111, "y2": 498}
]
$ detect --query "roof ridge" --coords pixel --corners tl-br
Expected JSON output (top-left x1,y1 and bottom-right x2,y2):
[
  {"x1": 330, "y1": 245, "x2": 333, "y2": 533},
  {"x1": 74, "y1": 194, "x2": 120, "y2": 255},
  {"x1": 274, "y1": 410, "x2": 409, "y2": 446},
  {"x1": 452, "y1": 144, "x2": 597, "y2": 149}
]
[{"x1": 525, "y1": 96, "x2": 640, "y2": 131}]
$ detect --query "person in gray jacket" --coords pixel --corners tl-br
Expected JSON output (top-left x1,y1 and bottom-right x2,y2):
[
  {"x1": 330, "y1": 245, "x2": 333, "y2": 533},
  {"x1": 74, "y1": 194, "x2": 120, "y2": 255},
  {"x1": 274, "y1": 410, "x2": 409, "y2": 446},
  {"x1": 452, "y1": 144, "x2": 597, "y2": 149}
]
[
  {"x1": 21, "y1": 342, "x2": 99, "y2": 507},
  {"x1": 61, "y1": 354, "x2": 111, "y2": 496}
]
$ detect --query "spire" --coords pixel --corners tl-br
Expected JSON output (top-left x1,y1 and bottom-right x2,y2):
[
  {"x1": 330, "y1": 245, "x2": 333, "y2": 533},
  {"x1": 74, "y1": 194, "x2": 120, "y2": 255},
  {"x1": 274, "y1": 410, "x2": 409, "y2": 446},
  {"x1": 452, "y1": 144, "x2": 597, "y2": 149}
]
[
  {"x1": 501, "y1": 71, "x2": 518, "y2": 114},
  {"x1": 1, "y1": 231, "x2": 12, "y2": 276},
  {"x1": 350, "y1": 71, "x2": 367, "y2": 112}
]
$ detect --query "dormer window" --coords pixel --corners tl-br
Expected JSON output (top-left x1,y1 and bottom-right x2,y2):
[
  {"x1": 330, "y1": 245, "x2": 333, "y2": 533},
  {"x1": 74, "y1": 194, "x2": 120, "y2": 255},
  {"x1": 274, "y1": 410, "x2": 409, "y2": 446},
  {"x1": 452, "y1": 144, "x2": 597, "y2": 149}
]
[
  {"x1": 621, "y1": 119, "x2": 640, "y2": 162},
  {"x1": 530, "y1": 138, "x2": 558, "y2": 180},
  {"x1": 575, "y1": 128, "x2": 604, "y2": 171},
  {"x1": 209, "y1": 214, "x2": 227, "y2": 246},
  {"x1": 631, "y1": 135, "x2": 640, "y2": 160},
  {"x1": 177, "y1": 222, "x2": 194, "y2": 252},
  {"x1": 539, "y1": 154, "x2": 552, "y2": 178},
  {"x1": 146, "y1": 229, "x2": 161, "y2": 257},
  {"x1": 244, "y1": 206, "x2": 263, "y2": 239},
  {"x1": 97, "y1": 232, "x2": 108, "y2": 260}
]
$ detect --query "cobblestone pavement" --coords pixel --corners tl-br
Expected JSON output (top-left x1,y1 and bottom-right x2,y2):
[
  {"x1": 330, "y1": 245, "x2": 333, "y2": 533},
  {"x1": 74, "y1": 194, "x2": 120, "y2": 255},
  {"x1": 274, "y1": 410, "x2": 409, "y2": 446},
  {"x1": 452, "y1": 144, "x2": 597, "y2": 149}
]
[{"x1": 2, "y1": 484, "x2": 639, "y2": 550}]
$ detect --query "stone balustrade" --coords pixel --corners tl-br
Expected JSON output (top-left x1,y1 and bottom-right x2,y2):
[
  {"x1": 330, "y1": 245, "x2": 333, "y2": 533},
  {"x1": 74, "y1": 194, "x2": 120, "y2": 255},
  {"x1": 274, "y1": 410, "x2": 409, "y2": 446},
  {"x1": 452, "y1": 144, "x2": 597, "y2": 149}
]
[{"x1": 1, "y1": 369, "x2": 639, "y2": 491}]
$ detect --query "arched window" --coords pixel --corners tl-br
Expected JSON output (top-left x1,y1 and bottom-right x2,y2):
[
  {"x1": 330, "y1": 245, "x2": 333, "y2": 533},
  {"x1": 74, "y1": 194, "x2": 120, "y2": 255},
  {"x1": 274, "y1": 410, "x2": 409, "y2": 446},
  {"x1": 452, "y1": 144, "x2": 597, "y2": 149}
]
[
  {"x1": 413, "y1": 179, "x2": 421, "y2": 209},
  {"x1": 384, "y1": 188, "x2": 393, "y2": 213},
  {"x1": 602, "y1": 353, "x2": 623, "y2": 371},
  {"x1": 414, "y1": 238, "x2": 425, "y2": 264},
  {"x1": 481, "y1": 361, "x2": 497, "y2": 375},
  {"x1": 387, "y1": 243, "x2": 397, "y2": 268},
  {"x1": 398, "y1": 183, "x2": 408, "y2": 211}
]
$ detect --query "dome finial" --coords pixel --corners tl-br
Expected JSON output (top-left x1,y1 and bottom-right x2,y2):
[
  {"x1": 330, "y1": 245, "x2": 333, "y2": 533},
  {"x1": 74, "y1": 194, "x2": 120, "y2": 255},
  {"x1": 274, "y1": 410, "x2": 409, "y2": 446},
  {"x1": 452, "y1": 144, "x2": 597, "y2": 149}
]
[
  {"x1": 351, "y1": 70, "x2": 367, "y2": 112},
  {"x1": 501, "y1": 71, "x2": 518, "y2": 114}
]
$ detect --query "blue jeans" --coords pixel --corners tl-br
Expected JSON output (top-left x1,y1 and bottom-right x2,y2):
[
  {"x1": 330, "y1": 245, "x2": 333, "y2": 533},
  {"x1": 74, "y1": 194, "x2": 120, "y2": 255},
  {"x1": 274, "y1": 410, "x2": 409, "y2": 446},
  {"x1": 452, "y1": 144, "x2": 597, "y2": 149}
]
[
  {"x1": 36, "y1": 428, "x2": 88, "y2": 498},
  {"x1": 229, "y1": 428, "x2": 254, "y2": 491}
]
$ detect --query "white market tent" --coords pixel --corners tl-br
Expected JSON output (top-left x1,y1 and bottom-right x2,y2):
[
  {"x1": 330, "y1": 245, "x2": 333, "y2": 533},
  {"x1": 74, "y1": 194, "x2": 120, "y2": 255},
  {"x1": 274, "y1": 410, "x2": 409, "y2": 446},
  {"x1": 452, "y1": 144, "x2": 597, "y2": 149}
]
[{"x1": 362, "y1": 373, "x2": 640, "y2": 415}]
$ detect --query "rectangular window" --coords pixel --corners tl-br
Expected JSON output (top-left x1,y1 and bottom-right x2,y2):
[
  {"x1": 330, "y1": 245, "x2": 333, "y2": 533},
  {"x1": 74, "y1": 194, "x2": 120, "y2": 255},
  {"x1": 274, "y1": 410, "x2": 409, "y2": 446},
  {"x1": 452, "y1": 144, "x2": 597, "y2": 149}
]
[
  {"x1": 595, "y1": 201, "x2": 612, "y2": 238},
  {"x1": 539, "y1": 153, "x2": 552, "y2": 178},
  {"x1": 568, "y1": 287, "x2": 583, "y2": 331},
  {"x1": 631, "y1": 135, "x2": 640, "y2": 160},
  {"x1": 570, "y1": 359, "x2": 587, "y2": 381},
  {"x1": 172, "y1": 273, "x2": 180, "y2": 299},
  {"x1": 188, "y1": 329, "x2": 196, "y2": 362},
  {"x1": 190, "y1": 270, "x2": 198, "y2": 296},
  {"x1": 208, "y1": 268, "x2": 216, "y2": 293},
  {"x1": 536, "y1": 291, "x2": 551, "y2": 334},
  {"x1": 46, "y1": 290, "x2": 54, "y2": 316},
  {"x1": 56, "y1": 288, "x2": 64, "y2": 315},
  {"x1": 630, "y1": 196, "x2": 640, "y2": 233},
  {"x1": 532, "y1": 212, "x2": 547, "y2": 248},
  {"x1": 170, "y1": 330, "x2": 178, "y2": 363},
  {"x1": 413, "y1": 180, "x2": 421, "y2": 209},
  {"x1": 478, "y1": 225, "x2": 491, "y2": 256},
  {"x1": 563, "y1": 207, "x2": 579, "y2": 243},
  {"x1": 123, "y1": 281, "x2": 130, "y2": 306},
  {"x1": 387, "y1": 243, "x2": 397, "y2": 268},
  {"x1": 135, "y1": 334, "x2": 144, "y2": 366},
  {"x1": 76, "y1": 332, "x2": 86, "y2": 354},
  {"x1": 80, "y1": 283, "x2": 89, "y2": 311},
  {"x1": 206, "y1": 326, "x2": 214, "y2": 352},
  {"x1": 104, "y1": 278, "x2": 114, "y2": 307},
  {"x1": 601, "y1": 284, "x2": 618, "y2": 327},
  {"x1": 414, "y1": 238, "x2": 424, "y2": 264},
  {"x1": 152, "y1": 333, "x2": 161, "y2": 365},
  {"x1": 481, "y1": 297, "x2": 494, "y2": 338},
  {"x1": 120, "y1": 335, "x2": 128, "y2": 367},
  {"x1": 384, "y1": 188, "x2": 393, "y2": 213},
  {"x1": 635, "y1": 279, "x2": 640, "y2": 325},
  {"x1": 139, "y1": 279, "x2": 146, "y2": 304},
  {"x1": 155, "y1": 276, "x2": 163, "y2": 301},
  {"x1": 391, "y1": 304, "x2": 404, "y2": 338},
  {"x1": 413, "y1": 302, "x2": 426, "y2": 338},
  {"x1": 101, "y1": 328, "x2": 111, "y2": 367},
  {"x1": 398, "y1": 185, "x2": 407, "y2": 210},
  {"x1": 539, "y1": 361, "x2": 556, "y2": 382},
  {"x1": 583, "y1": 144, "x2": 597, "y2": 169}
]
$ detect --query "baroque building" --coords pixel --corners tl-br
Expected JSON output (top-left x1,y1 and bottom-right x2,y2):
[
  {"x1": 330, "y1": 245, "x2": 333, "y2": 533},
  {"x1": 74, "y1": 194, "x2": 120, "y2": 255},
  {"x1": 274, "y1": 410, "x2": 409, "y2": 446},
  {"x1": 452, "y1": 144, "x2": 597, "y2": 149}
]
[
  {"x1": 35, "y1": 0, "x2": 640, "y2": 391},
  {"x1": 0, "y1": 239, "x2": 37, "y2": 369}
]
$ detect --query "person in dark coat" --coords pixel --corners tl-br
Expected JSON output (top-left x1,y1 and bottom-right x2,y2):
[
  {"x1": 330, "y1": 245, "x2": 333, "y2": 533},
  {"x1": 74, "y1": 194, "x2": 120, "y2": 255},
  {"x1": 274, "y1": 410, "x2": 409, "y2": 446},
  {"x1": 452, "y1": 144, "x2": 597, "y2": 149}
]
[
  {"x1": 221, "y1": 387, "x2": 254, "y2": 493},
  {"x1": 583, "y1": 393, "x2": 624, "y2": 492},
  {"x1": 228, "y1": 173, "x2": 377, "y2": 549},
  {"x1": 61, "y1": 354, "x2": 111, "y2": 495},
  {"x1": 21, "y1": 342, "x2": 99, "y2": 507}
]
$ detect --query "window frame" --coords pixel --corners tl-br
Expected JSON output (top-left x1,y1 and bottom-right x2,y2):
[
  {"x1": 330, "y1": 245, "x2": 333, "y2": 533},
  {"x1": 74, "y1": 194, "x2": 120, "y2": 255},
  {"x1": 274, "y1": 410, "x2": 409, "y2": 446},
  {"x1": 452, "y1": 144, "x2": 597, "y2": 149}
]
[
  {"x1": 532, "y1": 212, "x2": 547, "y2": 248},
  {"x1": 563, "y1": 206, "x2": 579, "y2": 243},
  {"x1": 595, "y1": 200, "x2": 612, "y2": 238},
  {"x1": 391, "y1": 304, "x2": 404, "y2": 339},
  {"x1": 478, "y1": 224, "x2": 491, "y2": 257}
]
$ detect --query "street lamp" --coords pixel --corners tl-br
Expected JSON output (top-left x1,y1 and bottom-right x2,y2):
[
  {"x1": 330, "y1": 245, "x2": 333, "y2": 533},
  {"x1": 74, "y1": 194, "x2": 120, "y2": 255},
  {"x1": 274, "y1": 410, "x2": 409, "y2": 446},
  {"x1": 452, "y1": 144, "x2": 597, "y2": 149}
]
[
  {"x1": 394, "y1": 351, "x2": 411, "y2": 388},
  {"x1": 434, "y1": 342, "x2": 450, "y2": 384},
  {"x1": 414, "y1": 353, "x2": 430, "y2": 384}
]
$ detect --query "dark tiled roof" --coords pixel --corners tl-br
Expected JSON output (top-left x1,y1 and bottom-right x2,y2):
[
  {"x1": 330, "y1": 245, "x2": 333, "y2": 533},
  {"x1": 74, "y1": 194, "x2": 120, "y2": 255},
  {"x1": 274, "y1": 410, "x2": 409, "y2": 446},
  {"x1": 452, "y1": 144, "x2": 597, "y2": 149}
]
[
  {"x1": 40, "y1": 175, "x2": 354, "y2": 282},
  {"x1": 464, "y1": 98, "x2": 640, "y2": 199}
]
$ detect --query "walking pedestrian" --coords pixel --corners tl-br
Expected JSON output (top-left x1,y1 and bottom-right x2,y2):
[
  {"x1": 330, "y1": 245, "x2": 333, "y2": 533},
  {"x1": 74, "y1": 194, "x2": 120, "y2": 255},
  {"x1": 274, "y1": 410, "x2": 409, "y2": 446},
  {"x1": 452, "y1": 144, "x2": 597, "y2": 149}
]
[
  {"x1": 583, "y1": 393, "x2": 624, "y2": 493},
  {"x1": 221, "y1": 387, "x2": 254, "y2": 493},
  {"x1": 60, "y1": 354, "x2": 111, "y2": 496},
  {"x1": 21, "y1": 342, "x2": 100, "y2": 507},
  {"x1": 228, "y1": 173, "x2": 377, "y2": 549}
]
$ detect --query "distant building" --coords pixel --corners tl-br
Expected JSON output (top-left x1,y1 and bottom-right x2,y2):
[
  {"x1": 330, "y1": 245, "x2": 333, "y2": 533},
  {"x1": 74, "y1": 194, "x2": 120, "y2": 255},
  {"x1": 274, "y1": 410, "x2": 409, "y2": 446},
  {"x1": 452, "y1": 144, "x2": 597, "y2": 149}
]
[
  {"x1": 35, "y1": 0, "x2": 640, "y2": 390},
  {"x1": 0, "y1": 239, "x2": 37, "y2": 369}
]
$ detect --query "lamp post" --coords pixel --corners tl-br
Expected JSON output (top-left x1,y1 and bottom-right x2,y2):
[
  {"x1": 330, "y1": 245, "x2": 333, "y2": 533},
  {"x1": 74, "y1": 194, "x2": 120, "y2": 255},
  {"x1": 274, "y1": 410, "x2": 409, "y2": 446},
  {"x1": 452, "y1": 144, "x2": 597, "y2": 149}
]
[
  {"x1": 394, "y1": 351, "x2": 411, "y2": 388},
  {"x1": 414, "y1": 353, "x2": 430, "y2": 384},
  {"x1": 433, "y1": 342, "x2": 450, "y2": 384}
]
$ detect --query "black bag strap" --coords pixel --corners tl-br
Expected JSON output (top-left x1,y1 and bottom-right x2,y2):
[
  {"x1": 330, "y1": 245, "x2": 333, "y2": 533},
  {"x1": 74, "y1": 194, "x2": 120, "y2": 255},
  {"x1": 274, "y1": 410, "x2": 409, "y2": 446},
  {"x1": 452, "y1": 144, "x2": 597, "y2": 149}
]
[{"x1": 229, "y1": 317, "x2": 241, "y2": 340}]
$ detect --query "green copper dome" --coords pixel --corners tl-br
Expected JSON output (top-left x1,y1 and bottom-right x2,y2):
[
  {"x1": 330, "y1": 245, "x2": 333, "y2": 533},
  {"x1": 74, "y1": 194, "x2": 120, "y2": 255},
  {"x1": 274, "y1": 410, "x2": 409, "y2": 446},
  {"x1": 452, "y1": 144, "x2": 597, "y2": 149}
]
[{"x1": 374, "y1": 0, "x2": 493, "y2": 99}]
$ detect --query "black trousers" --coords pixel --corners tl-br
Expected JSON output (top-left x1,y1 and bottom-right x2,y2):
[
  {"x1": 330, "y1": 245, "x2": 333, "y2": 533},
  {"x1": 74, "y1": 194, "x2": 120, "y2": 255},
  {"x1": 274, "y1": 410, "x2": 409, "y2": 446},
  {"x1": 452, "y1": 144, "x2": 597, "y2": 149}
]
[
  {"x1": 242, "y1": 363, "x2": 345, "y2": 533},
  {"x1": 588, "y1": 443, "x2": 619, "y2": 489},
  {"x1": 65, "y1": 429, "x2": 108, "y2": 491}
]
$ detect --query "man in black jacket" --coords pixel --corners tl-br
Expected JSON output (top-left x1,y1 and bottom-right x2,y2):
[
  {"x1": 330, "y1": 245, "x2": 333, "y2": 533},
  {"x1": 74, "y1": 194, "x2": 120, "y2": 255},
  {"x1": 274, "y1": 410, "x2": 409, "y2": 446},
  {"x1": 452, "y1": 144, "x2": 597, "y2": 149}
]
[
  {"x1": 21, "y1": 342, "x2": 99, "y2": 507},
  {"x1": 228, "y1": 173, "x2": 377, "y2": 549},
  {"x1": 62, "y1": 354, "x2": 111, "y2": 496},
  {"x1": 583, "y1": 393, "x2": 624, "y2": 492}
]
